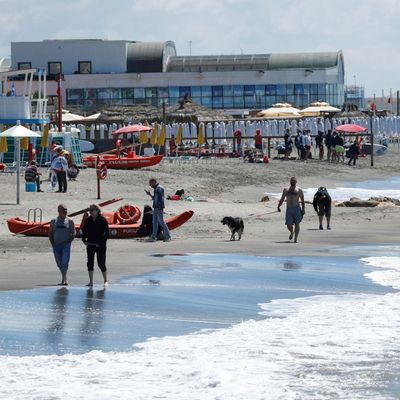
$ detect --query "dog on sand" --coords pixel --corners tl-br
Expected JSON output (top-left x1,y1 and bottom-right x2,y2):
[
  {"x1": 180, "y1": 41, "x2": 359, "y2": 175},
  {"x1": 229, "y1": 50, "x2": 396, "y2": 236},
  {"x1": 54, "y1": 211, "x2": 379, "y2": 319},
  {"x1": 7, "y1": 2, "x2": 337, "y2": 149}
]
[{"x1": 221, "y1": 216, "x2": 244, "y2": 241}]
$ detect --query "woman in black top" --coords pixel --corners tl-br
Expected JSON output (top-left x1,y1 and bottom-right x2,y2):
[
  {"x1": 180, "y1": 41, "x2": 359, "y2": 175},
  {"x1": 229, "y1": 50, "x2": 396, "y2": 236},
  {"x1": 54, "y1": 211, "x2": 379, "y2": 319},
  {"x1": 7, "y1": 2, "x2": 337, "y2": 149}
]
[{"x1": 82, "y1": 204, "x2": 109, "y2": 287}]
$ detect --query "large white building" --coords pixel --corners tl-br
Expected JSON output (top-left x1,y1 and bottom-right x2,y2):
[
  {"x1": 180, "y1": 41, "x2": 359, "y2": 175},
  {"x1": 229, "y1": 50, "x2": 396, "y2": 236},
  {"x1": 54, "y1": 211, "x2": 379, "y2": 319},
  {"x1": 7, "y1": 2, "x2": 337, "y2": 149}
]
[{"x1": 10, "y1": 39, "x2": 345, "y2": 111}]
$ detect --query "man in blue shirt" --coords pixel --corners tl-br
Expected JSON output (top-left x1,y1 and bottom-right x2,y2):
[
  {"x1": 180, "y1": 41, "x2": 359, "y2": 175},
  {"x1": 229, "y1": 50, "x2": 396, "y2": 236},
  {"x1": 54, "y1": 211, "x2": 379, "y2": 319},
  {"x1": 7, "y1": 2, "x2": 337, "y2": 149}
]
[{"x1": 145, "y1": 178, "x2": 171, "y2": 242}]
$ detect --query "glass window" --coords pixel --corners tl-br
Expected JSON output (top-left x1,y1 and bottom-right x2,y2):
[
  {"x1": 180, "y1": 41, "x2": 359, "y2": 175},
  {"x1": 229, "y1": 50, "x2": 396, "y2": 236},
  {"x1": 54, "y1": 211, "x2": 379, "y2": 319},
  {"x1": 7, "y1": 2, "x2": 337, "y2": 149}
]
[
  {"x1": 265, "y1": 85, "x2": 276, "y2": 96},
  {"x1": 265, "y1": 96, "x2": 276, "y2": 107},
  {"x1": 146, "y1": 87, "x2": 158, "y2": 98},
  {"x1": 111, "y1": 88, "x2": 121, "y2": 99},
  {"x1": 254, "y1": 96, "x2": 265, "y2": 108},
  {"x1": 223, "y1": 86, "x2": 233, "y2": 96},
  {"x1": 201, "y1": 86, "x2": 212, "y2": 96},
  {"x1": 244, "y1": 96, "x2": 254, "y2": 108},
  {"x1": 310, "y1": 84, "x2": 318, "y2": 95},
  {"x1": 234, "y1": 97, "x2": 244, "y2": 108},
  {"x1": 244, "y1": 85, "x2": 255, "y2": 96},
  {"x1": 276, "y1": 85, "x2": 286, "y2": 95},
  {"x1": 179, "y1": 86, "x2": 191, "y2": 96},
  {"x1": 158, "y1": 87, "x2": 169, "y2": 99},
  {"x1": 318, "y1": 84, "x2": 326, "y2": 95},
  {"x1": 18, "y1": 62, "x2": 31, "y2": 70},
  {"x1": 168, "y1": 87, "x2": 179, "y2": 98},
  {"x1": 48, "y1": 61, "x2": 61, "y2": 78},
  {"x1": 97, "y1": 88, "x2": 110, "y2": 99},
  {"x1": 169, "y1": 97, "x2": 179, "y2": 105},
  {"x1": 84, "y1": 89, "x2": 96, "y2": 100},
  {"x1": 201, "y1": 97, "x2": 212, "y2": 107},
  {"x1": 67, "y1": 89, "x2": 83, "y2": 101},
  {"x1": 223, "y1": 97, "x2": 234, "y2": 108},
  {"x1": 302, "y1": 84, "x2": 310, "y2": 95},
  {"x1": 134, "y1": 88, "x2": 145, "y2": 98},
  {"x1": 192, "y1": 96, "x2": 202, "y2": 104},
  {"x1": 233, "y1": 85, "x2": 244, "y2": 96},
  {"x1": 121, "y1": 88, "x2": 134, "y2": 99},
  {"x1": 191, "y1": 86, "x2": 202, "y2": 97},
  {"x1": 212, "y1": 97, "x2": 223, "y2": 108},
  {"x1": 286, "y1": 95, "x2": 295, "y2": 105},
  {"x1": 78, "y1": 61, "x2": 92, "y2": 74},
  {"x1": 212, "y1": 86, "x2": 223, "y2": 97},
  {"x1": 294, "y1": 85, "x2": 304, "y2": 95},
  {"x1": 255, "y1": 85, "x2": 265, "y2": 96},
  {"x1": 286, "y1": 84, "x2": 294, "y2": 95}
]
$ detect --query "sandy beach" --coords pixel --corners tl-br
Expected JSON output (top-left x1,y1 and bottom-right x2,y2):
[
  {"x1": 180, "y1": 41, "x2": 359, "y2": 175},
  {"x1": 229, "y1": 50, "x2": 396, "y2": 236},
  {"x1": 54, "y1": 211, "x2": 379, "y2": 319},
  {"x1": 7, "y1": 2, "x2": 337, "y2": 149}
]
[{"x1": 1, "y1": 149, "x2": 399, "y2": 291}]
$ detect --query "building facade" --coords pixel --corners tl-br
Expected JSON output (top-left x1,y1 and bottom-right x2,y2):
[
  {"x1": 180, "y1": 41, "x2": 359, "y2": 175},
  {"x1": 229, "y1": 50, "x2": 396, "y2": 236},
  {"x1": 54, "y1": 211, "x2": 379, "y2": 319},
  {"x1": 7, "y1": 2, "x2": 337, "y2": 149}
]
[{"x1": 10, "y1": 39, "x2": 345, "y2": 111}]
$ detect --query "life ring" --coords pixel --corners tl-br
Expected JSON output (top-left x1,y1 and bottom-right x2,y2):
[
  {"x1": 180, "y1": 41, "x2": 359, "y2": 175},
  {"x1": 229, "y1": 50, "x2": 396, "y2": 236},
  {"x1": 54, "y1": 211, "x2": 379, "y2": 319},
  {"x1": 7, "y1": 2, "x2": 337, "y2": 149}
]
[
  {"x1": 115, "y1": 204, "x2": 141, "y2": 224},
  {"x1": 96, "y1": 162, "x2": 107, "y2": 180}
]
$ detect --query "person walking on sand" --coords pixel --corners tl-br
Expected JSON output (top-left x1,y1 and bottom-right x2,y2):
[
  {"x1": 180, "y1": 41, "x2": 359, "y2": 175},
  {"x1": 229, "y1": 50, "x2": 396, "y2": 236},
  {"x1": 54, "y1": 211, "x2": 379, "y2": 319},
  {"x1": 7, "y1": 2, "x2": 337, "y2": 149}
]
[
  {"x1": 145, "y1": 178, "x2": 171, "y2": 242},
  {"x1": 313, "y1": 186, "x2": 332, "y2": 230},
  {"x1": 48, "y1": 204, "x2": 75, "y2": 285},
  {"x1": 81, "y1": 204, "x2": 110, "y2": 287},
  {"x1": 277, "y1": 177, "x2": 305, "y2": 243}
]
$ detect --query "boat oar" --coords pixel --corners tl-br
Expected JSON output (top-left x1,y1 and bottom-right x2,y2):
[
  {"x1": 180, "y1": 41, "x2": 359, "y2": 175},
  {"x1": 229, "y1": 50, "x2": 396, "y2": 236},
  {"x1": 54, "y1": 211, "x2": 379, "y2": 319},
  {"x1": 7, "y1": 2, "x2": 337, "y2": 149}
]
[{"x1": 14, "y1": 198, "x2": 123, "y2": 236}]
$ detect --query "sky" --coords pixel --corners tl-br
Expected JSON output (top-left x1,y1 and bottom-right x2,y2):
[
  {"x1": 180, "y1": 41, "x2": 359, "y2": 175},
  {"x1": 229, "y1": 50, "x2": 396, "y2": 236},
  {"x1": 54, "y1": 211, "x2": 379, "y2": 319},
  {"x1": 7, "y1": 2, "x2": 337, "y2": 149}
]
[{"x1": 0, "y1": 0, "x2": 399, "y2": 97}]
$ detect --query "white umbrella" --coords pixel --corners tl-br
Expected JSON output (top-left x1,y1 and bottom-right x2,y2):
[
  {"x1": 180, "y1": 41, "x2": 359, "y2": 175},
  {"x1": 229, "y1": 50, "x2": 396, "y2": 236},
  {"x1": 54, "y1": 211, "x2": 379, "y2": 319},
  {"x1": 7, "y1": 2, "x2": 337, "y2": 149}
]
[
  {"x1": 0, "y1": 122, "x2": 41, "y2": 204},
  {"x1": 300, "y1": 102, "x2": 340, "y2": 117},
  {"x1": 257, "y1": 103, "x2": 301, "y2": 119}
]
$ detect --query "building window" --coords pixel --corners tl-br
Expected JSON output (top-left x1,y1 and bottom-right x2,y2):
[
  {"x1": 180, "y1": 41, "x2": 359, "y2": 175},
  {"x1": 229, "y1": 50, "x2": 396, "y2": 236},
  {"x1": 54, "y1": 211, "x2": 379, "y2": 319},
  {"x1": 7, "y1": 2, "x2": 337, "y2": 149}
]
[
  {"x1": 48, "y1": 62, "x2": 62, "y2": 79},
  {"x1": 78, "y1": 61, "x2": 92, "y2": 74},
  {"x1": 18, "y1": 62, "x2": 31, "y2": 70}
]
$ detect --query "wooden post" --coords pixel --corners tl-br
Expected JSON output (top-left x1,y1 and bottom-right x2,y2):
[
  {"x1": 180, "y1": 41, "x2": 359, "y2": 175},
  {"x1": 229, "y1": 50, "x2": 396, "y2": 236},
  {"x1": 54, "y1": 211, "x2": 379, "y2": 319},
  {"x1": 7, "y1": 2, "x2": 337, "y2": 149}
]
[
  {"x1": 267, "y1": 137, "x2": 271, "y2": 159},
  {"x1": 96, "y1": 155, "x2": 101, "y2": 199}
]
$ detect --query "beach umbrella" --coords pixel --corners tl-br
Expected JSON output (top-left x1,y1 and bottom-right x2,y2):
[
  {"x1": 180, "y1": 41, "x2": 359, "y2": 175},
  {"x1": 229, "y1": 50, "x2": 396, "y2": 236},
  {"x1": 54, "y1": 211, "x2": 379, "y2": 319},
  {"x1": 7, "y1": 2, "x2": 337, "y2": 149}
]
[
  {"x1": 0, "y1": 136, "x2": 8, "y2": 153},
  {"x1": 176, "y1": 123, "x2": 183, "y2": 145},
  {"x1": 139, "y1": 130, "x2": 149, "y2": 144},
  {"x1": 300, "y1": 102, "x2": 340, "y2": 117},
  {"x1": 158, "y1": 124, "x2": 166, "y2": 155},
  {"x1": 150, "y1": 122, "x2": 158, "y2": 145},
  {"x1": 0, "y1": 122, "x2": 40, "y2": 204},
  {"x1": 197, "y1": 123, "x2": 205, "y2": 145},
  {"x1": 335, "y1": 124, "x2": 367, "y2": 133},
  {"x1": 21, "y1": 137, "x2": 29, "y2": 150},
  {"x1": 112, "y1": 124, "x2": 152, "y2": 136},
  {"x1": 41, "y1": 124, "x2": 49, "y2": 148},
  {"x1": 257, "y1": 103, "x2": 301, "y2": 119}
]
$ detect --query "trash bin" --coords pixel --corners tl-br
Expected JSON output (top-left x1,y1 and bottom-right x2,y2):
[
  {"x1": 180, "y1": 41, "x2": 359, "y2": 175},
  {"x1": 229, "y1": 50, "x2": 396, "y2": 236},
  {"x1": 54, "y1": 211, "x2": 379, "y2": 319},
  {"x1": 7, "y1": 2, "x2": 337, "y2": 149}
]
[{"x1": 25, "y1": 182, "x2": 36, "y2": 192}]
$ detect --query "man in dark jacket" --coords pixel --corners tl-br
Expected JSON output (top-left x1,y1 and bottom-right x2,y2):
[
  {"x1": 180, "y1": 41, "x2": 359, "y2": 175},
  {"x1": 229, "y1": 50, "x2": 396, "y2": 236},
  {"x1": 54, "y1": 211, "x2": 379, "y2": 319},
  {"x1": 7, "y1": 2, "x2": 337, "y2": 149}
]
[
  {"x1": 145, "y1": 178, "x2": 171, "y2": 242},
  {"x1": 313, "y1": 187, "x2": 332, "y2": 230},
  {"x1": 81, "y1": 204, "x2": 110, "y2": 287},
  {"x1": 347, "y1": 140, "x2": 360, "y2": 166}
]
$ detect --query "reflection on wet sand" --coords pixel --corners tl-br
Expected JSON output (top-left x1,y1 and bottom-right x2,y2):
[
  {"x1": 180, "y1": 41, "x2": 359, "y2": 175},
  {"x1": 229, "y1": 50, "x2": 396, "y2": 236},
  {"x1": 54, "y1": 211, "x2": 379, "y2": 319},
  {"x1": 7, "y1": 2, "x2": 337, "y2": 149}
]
[{"x1": 80, "y1": 288, "x2": 106, "y2": 346}]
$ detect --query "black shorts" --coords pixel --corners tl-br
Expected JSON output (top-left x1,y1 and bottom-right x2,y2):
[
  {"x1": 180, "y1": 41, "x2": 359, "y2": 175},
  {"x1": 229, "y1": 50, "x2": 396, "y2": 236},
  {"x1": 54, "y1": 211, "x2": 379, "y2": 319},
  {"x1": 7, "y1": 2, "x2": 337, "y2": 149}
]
[{"x1": 318, "y1": 208, "x2": 331, "y2": 217}]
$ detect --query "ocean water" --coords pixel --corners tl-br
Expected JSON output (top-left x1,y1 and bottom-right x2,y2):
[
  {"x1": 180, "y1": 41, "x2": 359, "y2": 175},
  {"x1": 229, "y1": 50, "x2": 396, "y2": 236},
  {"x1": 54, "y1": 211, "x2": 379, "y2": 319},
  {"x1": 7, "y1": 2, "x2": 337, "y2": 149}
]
[
  {"x1": 270, "y1": 175, "x2": 400, "y2": 202},
  {"x1": 0, "y1": 250, "x2": 400, "y2": 399}
]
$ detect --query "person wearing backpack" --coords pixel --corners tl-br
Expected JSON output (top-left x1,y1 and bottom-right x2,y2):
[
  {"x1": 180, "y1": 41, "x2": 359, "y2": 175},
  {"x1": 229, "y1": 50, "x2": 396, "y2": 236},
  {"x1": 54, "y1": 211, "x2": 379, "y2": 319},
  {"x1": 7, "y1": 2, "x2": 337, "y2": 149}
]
[
  {"x1": 313, "y1": 187, "x2": 332, "y2": 230},
  {"x1": 48, "y1": 204, "x2": 75, "y2": 285}
]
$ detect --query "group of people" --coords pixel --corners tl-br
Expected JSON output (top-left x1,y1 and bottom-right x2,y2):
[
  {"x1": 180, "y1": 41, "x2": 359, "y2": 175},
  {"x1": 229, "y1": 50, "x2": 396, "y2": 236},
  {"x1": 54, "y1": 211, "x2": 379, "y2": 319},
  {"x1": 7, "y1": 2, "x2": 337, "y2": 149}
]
[
  {"x1": 280, "y1": 130, "x2": 361, "y2": 165},
  {"x1": 48, "y1": 179, "x2": 171, "y2": 286},
  {"x1": 277, "y1": 177, "x2": 332, "y2": 243},
  {"x1": 24, "y1": 142, "x2": 80, "y2": 194}
]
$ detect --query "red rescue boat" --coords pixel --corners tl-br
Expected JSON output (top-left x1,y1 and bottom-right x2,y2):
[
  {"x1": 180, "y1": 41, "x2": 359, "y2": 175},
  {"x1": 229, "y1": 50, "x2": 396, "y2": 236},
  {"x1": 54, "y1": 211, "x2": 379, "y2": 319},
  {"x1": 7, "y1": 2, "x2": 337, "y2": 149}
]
[
  {"x1": 7, "y1": 208, "x2": 194, "y2": 239},
  {"x1": 83, "y1": 153, "x2": 163, "y2": 169}
]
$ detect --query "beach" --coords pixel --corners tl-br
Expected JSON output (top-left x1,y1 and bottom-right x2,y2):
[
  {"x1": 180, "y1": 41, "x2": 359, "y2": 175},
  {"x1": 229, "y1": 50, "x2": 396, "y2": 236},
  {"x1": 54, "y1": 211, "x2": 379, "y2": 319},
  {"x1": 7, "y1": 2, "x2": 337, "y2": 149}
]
[{"x1": 1, "y1": 149, "x2": 399, "y2": 290}]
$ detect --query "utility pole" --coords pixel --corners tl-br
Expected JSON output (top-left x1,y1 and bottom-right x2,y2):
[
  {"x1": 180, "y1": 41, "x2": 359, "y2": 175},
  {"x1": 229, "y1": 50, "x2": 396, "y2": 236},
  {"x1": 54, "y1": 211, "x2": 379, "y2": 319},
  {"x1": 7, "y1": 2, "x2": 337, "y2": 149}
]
[{"x1": 57, "y1": 72, "x2": 62, "y2": 132}]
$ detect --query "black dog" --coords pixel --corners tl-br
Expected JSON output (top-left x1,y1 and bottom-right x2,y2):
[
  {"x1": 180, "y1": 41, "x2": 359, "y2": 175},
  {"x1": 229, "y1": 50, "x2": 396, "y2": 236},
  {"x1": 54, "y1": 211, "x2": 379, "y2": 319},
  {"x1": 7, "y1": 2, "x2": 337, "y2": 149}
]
[{"x1": 221, "y1": 216, "x2": 244, "y2": 241}]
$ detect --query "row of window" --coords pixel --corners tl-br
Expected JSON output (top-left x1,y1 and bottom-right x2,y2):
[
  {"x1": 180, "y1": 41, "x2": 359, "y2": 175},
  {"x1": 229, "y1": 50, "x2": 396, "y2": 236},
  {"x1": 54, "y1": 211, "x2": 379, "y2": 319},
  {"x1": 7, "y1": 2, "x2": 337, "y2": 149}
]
[
  {"x1": 66, "y1": 94, "x2": 343, "y2": 109},
  {"x1": 67, "y1": 84, "x2": 343, "y2": 101},
  {"x1": 18, "y1": 61, "x2": 92, "y2": 76}
]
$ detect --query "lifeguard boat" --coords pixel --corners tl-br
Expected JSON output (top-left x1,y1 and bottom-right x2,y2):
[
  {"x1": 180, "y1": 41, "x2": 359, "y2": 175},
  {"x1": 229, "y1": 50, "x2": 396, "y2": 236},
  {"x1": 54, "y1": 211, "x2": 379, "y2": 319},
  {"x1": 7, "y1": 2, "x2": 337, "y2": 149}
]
[
  {"x1": 83, "y1": 152, "x2": 163, "y2": 169},
  {"x1": 7, "y1": 205, "x2": 194, "y2": 239}
]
